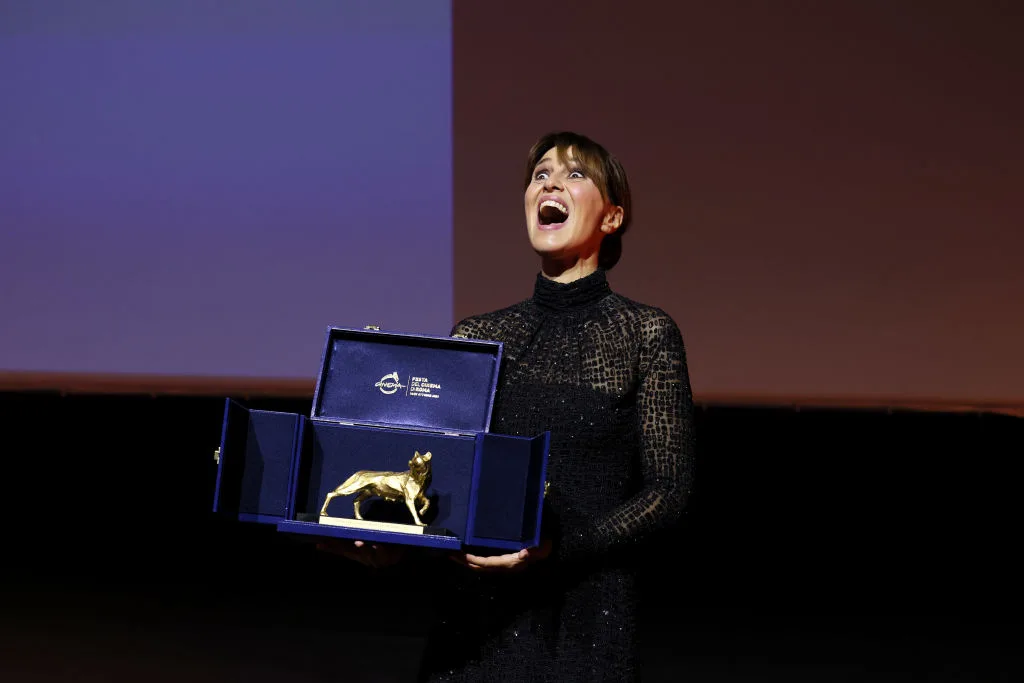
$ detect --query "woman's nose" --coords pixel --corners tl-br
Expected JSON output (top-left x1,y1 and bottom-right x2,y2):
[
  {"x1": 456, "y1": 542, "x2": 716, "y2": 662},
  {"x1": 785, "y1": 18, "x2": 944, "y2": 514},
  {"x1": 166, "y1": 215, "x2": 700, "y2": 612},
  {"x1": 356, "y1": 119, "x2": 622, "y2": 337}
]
[{"x1": 543, "y1": 174, "x2": 563, "y2": 191}]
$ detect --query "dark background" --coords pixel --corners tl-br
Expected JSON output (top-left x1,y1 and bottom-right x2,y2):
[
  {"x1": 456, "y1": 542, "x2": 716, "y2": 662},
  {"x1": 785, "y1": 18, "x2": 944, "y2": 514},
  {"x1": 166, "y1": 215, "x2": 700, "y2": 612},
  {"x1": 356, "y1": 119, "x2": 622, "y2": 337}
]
[{"x1": 2, "y1": 392, "x2": 1020, "y2": 681}]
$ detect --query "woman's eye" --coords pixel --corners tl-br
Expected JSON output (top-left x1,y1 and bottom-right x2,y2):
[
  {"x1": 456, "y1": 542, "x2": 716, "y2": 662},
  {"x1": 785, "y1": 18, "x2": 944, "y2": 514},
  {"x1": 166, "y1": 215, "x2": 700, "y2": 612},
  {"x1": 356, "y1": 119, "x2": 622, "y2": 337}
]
[
  {"x1": 568, "y1": 170, "x2": 585, "y2": 179},
  {"x1": 534, "y1": 170, "x2": 549, "y2": 180}
]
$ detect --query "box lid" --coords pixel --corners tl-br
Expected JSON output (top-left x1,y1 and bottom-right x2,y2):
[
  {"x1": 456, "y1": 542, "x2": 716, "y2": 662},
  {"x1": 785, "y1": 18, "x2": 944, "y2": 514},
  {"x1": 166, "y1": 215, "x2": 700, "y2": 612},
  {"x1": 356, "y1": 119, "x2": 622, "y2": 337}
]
[
  {"x1": 310, "y1": 326, "x2": 502, "y2": 434},
  {"x1": 213, "y1": 399, "x2": 300, "y2": 523}
]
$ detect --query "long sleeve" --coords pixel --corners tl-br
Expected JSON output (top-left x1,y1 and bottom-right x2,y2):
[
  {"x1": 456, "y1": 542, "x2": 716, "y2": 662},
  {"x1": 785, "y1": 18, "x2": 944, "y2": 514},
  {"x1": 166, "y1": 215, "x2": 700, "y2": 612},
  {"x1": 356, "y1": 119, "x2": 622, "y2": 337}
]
[
  {"x1": 555, "y1": 311, "x2": 695, "y2": 564},
  {"x1": 423, "y1": 271, "x2": 683, "y2": 681}
]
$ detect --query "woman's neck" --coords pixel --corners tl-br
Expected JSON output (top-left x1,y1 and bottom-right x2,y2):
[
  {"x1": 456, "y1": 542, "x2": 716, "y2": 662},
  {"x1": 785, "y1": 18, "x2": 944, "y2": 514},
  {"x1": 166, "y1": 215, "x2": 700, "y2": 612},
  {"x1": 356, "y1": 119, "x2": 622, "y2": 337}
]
[{"x1": 540, "y1": 255, "x2": 599, "y2": 284}]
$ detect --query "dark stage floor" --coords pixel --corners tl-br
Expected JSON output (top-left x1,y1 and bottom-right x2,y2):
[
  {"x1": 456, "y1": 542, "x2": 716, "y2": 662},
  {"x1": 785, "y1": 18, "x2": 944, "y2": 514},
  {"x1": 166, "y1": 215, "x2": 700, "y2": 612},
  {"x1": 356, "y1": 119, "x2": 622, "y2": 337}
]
[
  {"x1": 2, "y1": 577, "x2": 1019, "y2": 682},
  {"x1": 2, "y1": 393, "x2": 1020, "y2": 681}
]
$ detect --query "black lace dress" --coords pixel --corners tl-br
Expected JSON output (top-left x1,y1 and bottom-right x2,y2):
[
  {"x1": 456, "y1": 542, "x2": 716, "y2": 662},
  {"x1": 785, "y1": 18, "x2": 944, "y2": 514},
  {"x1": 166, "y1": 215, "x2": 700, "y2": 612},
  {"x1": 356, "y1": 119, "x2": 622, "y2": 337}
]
[{"x1": 417, "y1": 269, "x2": 695, "y2": 682}]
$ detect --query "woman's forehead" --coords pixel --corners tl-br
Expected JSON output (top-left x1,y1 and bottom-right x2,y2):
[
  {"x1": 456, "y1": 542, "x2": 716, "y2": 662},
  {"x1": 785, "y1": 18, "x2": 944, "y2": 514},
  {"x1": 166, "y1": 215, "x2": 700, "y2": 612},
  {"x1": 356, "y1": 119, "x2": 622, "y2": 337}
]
[{"x1": 537, "y1": 145, "x2": 579, "y2": 166}]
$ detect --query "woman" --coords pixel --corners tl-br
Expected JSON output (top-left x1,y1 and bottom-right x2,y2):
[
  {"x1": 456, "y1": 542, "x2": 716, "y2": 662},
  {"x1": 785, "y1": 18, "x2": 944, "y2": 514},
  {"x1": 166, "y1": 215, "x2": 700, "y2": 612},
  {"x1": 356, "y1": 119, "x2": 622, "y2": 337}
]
[{"x1": 412, "y1": 131, "x2": 696, "y2": 681}]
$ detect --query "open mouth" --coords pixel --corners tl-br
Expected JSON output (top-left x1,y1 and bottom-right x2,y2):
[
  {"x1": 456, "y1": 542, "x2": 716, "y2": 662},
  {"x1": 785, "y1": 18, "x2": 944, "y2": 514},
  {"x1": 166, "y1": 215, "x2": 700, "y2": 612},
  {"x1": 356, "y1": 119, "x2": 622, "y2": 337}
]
[{"x1": 538, "y1": 199, "x2": 569, "y2": 226}]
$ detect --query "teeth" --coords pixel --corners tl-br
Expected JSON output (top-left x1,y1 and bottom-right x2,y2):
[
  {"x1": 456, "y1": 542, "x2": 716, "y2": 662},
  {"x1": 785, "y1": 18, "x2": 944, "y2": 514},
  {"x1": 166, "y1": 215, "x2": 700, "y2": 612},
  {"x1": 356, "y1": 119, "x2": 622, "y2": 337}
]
[{"x1": 540, "y1": 199, "x2": 568, "y2": 213}]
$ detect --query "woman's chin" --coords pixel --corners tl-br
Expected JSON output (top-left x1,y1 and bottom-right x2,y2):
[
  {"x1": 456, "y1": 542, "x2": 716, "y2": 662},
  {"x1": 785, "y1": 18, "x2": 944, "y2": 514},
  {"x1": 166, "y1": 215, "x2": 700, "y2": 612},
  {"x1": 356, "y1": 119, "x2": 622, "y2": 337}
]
[
  {"x1": 531, "y1": 238, "x2": 570, "y2": 259},
  {"x1": 530, "y1": 226, "x2": 571, "y2": 248}
]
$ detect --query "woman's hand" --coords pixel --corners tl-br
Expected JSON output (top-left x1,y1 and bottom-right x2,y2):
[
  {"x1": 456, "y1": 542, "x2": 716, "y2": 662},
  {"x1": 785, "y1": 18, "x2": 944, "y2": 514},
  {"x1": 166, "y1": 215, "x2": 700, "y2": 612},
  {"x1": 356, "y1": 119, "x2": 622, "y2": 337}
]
[
  {"x1": 449, "y1": 538, "x2": 552, "y2": 573},
  {"x1": 316, "y1": 539, "x2": 406, "y2": 569}
]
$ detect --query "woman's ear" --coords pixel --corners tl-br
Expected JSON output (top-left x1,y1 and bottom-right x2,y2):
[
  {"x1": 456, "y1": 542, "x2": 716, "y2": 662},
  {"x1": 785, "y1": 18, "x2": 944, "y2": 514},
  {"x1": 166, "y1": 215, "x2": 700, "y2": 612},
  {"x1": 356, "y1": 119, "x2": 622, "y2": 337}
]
[{"x1": 601, "y1": 205, "x2": 624, "y2": 234}]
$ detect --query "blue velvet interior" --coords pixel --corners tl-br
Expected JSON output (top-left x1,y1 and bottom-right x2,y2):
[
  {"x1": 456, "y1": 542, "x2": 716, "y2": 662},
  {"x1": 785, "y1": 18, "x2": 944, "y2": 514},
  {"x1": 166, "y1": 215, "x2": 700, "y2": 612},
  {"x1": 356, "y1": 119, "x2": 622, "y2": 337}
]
[
  {"x1": 469, "y1": 433, "x2": 543, "y2": 543},
  {"x1": 296, "y1": 421, "x2": 477, "y2": 537},
  {"x1": 215, "y1": 400, "x2": 298, "y2": 521},
  {"x1": 521, "y1": 432, "x2": 550, "y2": 547},
  {"x1": 313, "y1": 330, "x2": 499, "y2": 433}
]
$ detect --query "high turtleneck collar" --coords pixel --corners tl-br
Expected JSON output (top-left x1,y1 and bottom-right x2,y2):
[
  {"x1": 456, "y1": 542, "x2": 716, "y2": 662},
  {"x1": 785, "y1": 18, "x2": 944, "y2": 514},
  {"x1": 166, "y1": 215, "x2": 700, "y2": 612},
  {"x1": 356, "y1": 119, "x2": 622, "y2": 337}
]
[{"x1": 532, "y1": 268, "x2": 612, "y2": 313}]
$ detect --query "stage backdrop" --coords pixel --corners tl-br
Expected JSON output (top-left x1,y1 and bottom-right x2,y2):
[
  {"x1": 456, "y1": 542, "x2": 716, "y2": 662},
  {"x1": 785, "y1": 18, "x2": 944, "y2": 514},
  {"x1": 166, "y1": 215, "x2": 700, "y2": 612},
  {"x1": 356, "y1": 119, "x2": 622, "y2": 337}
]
[
  {"x1": 0, "y1": 0, "x2": 453, "y2": 387},
  {"x1": 452, "y1": 0, "x2": 1023, "y2": 412},
  {"x1": 2, "y1": 1, "x2": 1021, "y2": 413}
]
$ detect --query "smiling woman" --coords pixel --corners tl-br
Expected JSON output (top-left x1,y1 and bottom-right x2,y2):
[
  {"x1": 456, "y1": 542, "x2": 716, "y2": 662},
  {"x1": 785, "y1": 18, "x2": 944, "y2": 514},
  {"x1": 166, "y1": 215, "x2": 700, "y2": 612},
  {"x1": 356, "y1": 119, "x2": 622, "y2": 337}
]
[{"x1": 411, "y1": 131, "x2": 695, "y2": 682}]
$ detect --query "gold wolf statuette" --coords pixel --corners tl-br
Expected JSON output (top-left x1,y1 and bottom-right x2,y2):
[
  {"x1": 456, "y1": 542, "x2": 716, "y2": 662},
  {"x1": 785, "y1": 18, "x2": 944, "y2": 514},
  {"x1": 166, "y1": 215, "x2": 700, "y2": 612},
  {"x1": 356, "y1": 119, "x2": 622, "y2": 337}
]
[{"x1": 320, "y1": 451, "x2": 433, "y2": 526}]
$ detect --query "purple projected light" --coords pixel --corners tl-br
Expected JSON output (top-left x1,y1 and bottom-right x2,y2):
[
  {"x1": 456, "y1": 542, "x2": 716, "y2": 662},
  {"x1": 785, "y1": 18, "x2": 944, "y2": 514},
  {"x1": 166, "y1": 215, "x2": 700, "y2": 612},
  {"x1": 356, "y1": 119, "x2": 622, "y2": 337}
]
[{"x1": 0, "y1": 1, "x2": 453, "y2": 381}]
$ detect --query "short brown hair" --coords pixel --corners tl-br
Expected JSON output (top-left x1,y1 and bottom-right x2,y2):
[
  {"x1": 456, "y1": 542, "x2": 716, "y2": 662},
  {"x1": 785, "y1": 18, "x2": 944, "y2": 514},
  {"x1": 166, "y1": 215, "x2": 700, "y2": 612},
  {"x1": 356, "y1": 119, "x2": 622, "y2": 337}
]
[{"x1": 524, "y1": 131, "x2": 632, "y2": 270}]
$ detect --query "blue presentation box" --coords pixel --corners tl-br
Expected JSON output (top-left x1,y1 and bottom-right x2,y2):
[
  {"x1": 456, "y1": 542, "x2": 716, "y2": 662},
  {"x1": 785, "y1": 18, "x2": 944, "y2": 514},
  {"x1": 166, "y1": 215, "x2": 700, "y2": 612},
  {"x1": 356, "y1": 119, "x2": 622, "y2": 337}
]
[{"x1": 213, "y1": 326, "x2": 550, "y2": 551}]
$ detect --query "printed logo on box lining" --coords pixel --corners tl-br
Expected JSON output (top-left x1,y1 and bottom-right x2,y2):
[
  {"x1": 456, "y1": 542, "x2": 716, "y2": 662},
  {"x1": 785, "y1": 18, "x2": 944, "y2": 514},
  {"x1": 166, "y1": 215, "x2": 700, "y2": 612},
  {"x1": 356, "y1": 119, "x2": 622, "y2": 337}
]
[
  {"x1": 375, "y1": 371, "x2": 406, "y2": 395},
  {"x1": 409, "y1": 376, "x2": 442, "y2": 399},
  {"x1": 373, "y1": 371, "x2": 443, "y2": 398}
]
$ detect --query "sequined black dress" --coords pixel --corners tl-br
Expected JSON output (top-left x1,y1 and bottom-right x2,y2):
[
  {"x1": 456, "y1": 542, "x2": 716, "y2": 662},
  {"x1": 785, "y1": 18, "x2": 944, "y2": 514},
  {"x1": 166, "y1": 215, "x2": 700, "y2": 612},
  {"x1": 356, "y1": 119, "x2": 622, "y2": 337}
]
[{"x1": 417, "y1": 269, "x2": 695, "y2": 682}]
